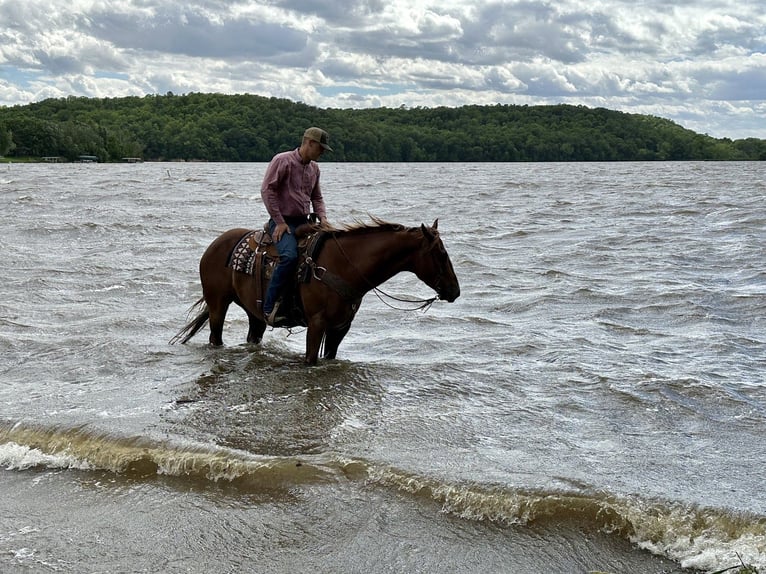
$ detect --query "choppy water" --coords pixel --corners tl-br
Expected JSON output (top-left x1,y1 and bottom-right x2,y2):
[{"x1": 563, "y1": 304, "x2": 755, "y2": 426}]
[{"x1": 1, "y1": 160, "x2": 764, "y2": 573}]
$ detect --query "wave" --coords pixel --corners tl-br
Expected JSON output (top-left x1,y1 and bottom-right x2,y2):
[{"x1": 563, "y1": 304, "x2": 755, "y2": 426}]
[
  {"x1": 364, "y1": 465, "x2": 766, "y2": 573},
  {"x1": 2, "y1": 420, "x2": 764, "y2": 573},
  {"x1": 0, "y1": 421, "x2": 333, "y2": 488}
]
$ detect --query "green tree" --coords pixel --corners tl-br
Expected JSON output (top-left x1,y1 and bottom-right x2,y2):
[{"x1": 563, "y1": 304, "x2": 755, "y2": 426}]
[{"x1": 0, "y1": 123, "x2": 14, "y2": 156}]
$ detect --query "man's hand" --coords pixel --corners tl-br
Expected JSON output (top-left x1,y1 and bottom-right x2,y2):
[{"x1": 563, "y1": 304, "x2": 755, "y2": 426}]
[{"x1": 273, "y1": 222, "x2": 290, "y2": 241}]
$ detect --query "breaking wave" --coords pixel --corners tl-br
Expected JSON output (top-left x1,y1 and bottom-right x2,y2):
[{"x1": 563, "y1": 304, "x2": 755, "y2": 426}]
[
  {"x1": 0, "y1": 421, "x2": 332, "y2": 487},
  {"x1": 364, "y1": 464, "x2": 766, "y2": 572}
]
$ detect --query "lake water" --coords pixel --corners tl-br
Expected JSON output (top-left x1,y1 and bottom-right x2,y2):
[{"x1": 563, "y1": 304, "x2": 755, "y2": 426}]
[{"x1": 1, "y1": 160, "x2": 764, "y2": 573}]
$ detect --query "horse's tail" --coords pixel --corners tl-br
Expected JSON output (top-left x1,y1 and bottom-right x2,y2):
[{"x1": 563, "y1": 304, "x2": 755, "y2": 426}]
[{"x1": 169, "y1": 297, "x2": 209, "y2": 345}]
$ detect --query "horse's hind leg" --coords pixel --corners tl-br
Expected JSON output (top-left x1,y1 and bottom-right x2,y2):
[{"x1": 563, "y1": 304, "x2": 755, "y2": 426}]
[{"x1": 206, "y1": 298, "x2": 230, "y2": 346}]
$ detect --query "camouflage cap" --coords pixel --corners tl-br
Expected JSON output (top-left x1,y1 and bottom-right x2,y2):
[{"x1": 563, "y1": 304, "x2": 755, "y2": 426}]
[{"x1": 303, "y1": 127, "x2": 333, "y2": 151}]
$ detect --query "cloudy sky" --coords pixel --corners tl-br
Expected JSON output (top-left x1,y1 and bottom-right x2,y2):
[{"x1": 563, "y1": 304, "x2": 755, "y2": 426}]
[{"x1": 1, "y1": 0, "x2": 764, "y2": 139}]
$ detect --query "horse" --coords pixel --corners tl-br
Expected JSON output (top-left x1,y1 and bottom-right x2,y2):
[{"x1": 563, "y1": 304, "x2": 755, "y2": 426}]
[{"x1": 171, "y1": 218, "x2": 460, "y2": 365}]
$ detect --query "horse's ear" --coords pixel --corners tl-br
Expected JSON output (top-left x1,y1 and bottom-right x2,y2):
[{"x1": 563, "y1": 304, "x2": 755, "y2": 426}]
[
  {"x1": 432, "y1": 219, "x2": 439, "y2": 230},
  {"x1": 421, "y1": 223, "x2": 435, "y2": 241}
]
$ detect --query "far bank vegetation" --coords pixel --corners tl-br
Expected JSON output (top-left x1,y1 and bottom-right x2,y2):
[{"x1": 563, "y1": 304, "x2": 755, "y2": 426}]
[{"x1": 1, "y1": 93, "x2": 764, "y2": 162}]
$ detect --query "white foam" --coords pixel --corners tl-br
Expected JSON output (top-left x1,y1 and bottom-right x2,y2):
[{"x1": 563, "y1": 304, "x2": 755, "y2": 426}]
[
  {"x1": 643, "y1": 532, "x2": 766, "y2": 573},
  {"x1": 628, "y1": 506, "x2": 766, "y2": 573},
  {"x1": 0, "y1": 441, "x2": 93, "y2": 471}
]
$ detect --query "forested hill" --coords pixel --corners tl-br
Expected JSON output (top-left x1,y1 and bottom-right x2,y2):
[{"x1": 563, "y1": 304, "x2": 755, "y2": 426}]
[{"x1": 1, "y1": 92, "x2": 764, "y2": 162}]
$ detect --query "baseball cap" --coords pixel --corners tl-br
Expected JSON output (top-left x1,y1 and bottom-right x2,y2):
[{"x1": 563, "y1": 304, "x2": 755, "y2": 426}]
[{"x1": 303, "y1": 127, "x2": 333, "y2": 151}]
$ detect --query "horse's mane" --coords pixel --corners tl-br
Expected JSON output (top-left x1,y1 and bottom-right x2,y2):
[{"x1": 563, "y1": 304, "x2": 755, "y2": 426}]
[
  {"x1": 336, "y1": 216, "x2": 407, "y2": 235},
  {"x1": 296, "y1": 216, "x2": 416, "y2": 240}
]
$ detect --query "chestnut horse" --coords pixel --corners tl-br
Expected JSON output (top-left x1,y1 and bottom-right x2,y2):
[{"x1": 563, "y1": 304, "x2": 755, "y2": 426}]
[{"x1": 171, "y1": 219, "x2": 460, "y2": 364}]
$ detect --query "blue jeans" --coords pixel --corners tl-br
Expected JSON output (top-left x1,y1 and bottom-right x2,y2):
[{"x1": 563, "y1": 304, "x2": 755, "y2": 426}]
[{"x1": 263, "y1": 219, "x2": 301, "y2": 314}]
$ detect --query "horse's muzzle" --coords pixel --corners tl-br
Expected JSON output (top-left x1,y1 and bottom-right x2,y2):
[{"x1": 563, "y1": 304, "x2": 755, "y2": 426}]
[{"x1": 440, "y1": 285, "x2": 460, "y2": 302}]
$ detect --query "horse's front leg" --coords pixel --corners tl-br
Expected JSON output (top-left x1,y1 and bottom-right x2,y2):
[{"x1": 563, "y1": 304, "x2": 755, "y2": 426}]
[
  {"x1": 246, "y1": 310, "x2": 266, "y2": 344},
  {"x1": 304, "y1": 317, "x2": 326, "y2": 365},
  {"x1": 322, "y1": 324, "x2": 351, "y2": 360}
]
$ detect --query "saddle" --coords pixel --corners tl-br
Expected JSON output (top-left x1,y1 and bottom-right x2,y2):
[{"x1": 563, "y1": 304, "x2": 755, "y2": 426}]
[{"x1": 227, "y1": 223, "x2": 328, "y2": 326}]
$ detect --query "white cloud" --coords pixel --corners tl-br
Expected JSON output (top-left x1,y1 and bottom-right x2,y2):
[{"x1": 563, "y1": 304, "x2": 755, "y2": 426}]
[{"x1": 0, "y1": 0, "x2": 764, "y2": 139}]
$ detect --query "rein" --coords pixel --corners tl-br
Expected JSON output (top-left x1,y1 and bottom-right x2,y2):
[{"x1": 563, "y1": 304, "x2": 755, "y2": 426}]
[
  {"x1": 315, "y1": 231, "x2": 438, "y2": 312},
  {"x1": 371, "y1": 288, "x2": 437, "y2": 312}
]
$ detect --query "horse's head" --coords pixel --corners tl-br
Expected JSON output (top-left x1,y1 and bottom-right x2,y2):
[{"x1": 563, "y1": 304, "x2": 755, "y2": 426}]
[{"x1": 416, "y1": 219, "x2": 460, "y2": 302}]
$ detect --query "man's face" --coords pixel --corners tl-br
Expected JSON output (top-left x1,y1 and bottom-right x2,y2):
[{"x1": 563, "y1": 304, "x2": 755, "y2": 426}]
[{"x1": 307, "y1": 140, "x2": 325, "y2": 161}]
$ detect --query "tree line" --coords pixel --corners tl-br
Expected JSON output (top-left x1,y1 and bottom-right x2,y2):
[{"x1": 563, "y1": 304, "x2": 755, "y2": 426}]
[{"x1": 1, "y1": 92, "x2": 764, "y2": 162}]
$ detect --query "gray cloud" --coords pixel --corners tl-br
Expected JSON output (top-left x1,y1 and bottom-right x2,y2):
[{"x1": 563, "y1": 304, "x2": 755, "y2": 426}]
[
  {"x1": 80, "y1": 6, "x2": 308, "y2": 61},
  {"x1": 272, "y1": 0, "x2": 387, "y2": 27},
  {"x1": 706, "y1": 64, "x2": 766, "y2": 101}
]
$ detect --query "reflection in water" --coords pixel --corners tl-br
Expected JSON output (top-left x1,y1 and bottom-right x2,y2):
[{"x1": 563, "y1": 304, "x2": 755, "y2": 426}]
[{"x1": 167, "y1": 344, "x2": 386, "y2": 456}]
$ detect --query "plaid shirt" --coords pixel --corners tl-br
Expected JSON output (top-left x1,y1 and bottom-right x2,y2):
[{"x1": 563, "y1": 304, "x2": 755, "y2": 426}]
[{"x1": 260, "y1": 149, "x2": 326, "y2": 224}]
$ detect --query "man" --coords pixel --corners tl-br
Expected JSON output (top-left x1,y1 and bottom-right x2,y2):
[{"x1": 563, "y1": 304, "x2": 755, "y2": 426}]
[{"x1": 260, "y1": 127, "x2": 332, "y2": 325}]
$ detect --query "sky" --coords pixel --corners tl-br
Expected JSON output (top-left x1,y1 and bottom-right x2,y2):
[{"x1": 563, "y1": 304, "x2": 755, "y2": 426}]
[{"x1": 1, "y1": 0, "x2": 764, "y2": 140}]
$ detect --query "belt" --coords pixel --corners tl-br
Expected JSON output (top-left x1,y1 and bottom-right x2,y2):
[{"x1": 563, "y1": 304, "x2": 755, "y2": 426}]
[{"x1": 283, "y1": 215, "x2": 310, "y2": 226}]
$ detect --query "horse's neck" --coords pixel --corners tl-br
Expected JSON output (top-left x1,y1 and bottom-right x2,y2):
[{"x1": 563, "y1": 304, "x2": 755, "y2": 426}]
[{"x1": 334, "y1": 230, "x2": 418, "y2": 287}]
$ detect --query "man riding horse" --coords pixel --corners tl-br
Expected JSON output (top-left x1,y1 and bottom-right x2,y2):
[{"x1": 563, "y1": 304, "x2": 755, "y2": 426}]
[
  {"x1": 260, "y1": 127, "x2": 332, "y2": 325},
  {"x1": 171, "y1": 126, "x2": 461, "y2": 364}
]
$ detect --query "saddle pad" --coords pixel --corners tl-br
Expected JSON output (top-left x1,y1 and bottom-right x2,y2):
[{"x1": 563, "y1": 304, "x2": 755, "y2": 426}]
[{"x1": 227, "y1": 230, "x2": 260, "y2": 275}]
